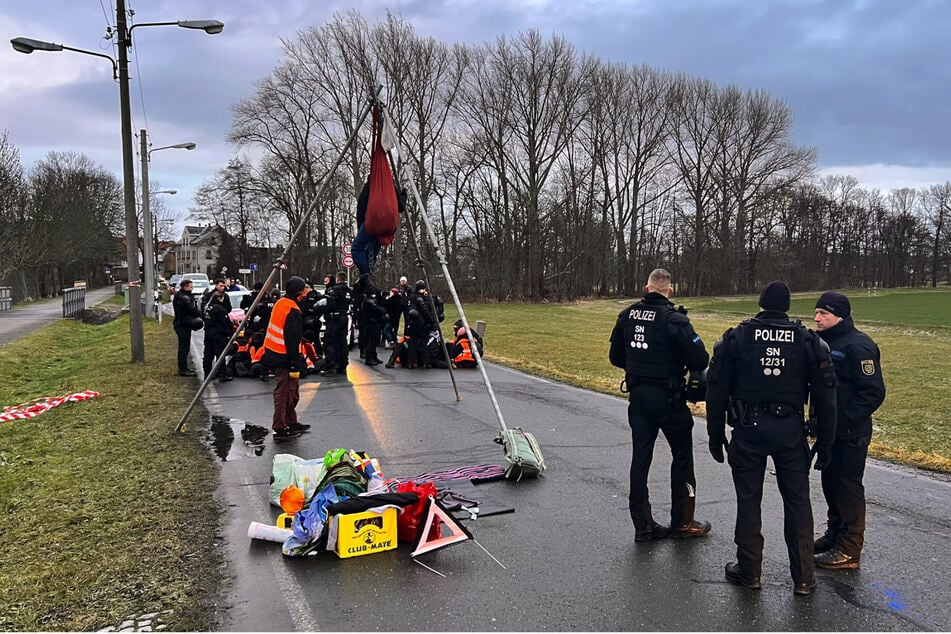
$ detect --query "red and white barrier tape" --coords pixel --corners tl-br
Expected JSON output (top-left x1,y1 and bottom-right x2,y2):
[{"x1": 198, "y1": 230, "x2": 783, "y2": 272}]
[{"x1": 0, "y1": 390, "x2": 100, "y2": 423}]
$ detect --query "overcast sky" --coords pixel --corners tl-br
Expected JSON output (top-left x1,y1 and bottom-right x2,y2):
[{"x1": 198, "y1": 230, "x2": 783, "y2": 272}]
[{"x1": 3, "y1": 0, "x2": 950, "y2": 230}]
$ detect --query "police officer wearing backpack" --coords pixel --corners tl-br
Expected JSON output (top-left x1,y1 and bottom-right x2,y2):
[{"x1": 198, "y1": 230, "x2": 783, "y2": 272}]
[
  {"x1": 609, "y1": 268, "x2": 711, "y2": 543},
  {"x1": 706, "y1": 281, "x2": 837, "y2": 596}
]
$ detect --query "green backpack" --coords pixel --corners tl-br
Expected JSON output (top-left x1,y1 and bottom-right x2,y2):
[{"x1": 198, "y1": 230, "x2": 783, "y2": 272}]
[{"x1": 495, "y1": 427, "x2": 546, "y2": 481}]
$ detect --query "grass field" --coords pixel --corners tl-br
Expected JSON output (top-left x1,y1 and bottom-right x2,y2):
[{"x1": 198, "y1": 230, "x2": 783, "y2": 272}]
[
  {"x1": 444, "y1": 287, "x2": 951, "y2": 472},
  {"x1": 0, "y1": 309, "x2": 221, "y2": 631}
]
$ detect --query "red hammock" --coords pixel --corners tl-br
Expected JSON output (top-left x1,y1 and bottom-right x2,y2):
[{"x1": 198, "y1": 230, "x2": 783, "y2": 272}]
[{"x1": 363, "y1": 106, "x2": 399, "y2": 246}]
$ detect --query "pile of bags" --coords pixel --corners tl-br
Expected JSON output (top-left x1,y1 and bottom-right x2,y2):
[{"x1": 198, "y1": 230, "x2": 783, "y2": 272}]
[{"x1": 262, "y1": 448, "x2": 439, "y2": 557}]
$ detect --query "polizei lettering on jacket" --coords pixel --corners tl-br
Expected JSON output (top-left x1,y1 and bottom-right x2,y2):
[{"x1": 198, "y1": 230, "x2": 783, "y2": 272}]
[
  {"x1": 753, "y1": 328, "x2": 796, "y2": 343},
  {"x1": 628, "y1": 309, "x2": 656, "y2": 321}
]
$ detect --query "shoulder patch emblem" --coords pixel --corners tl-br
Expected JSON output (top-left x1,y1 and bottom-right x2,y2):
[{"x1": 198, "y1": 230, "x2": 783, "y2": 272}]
[{"x1": 861, "y1": 359, "x2": 875, "y2": 376}]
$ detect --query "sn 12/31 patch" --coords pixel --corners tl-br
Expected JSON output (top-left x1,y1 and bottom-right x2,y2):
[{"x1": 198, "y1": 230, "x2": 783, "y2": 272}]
[{"x1": 861, "y1": 359, "x2": 876, "y2": 376}]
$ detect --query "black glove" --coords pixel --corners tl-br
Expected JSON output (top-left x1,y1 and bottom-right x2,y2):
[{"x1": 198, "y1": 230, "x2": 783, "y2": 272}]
[
  {"x1": 811, "y1": 442, "x2": 832, "y2": 470},
  {"x1": 685, "y1": 370, "x2": 707, "y2": 403},
  {"x1": 708, "y1": 434, "x2": 728, "y2": 463}
]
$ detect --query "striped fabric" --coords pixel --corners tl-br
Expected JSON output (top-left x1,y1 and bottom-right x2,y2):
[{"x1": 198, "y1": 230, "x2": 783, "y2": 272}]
[
  {"x1": 401, "y1": 464, "x2": 506, "y2": 485},
  {"x1": 1, "y1": 390, "x2": 99, "y2": 423}
]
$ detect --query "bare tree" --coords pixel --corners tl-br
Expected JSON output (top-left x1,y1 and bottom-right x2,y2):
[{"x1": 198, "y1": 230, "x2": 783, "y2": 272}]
[{"x1": 923, "y1": 182, "x2": 951, "y2": 286}]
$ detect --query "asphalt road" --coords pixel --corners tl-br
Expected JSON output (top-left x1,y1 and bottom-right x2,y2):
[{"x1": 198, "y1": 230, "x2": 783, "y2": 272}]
[
  {"x1": 182, "y1": 329, "x2": 951, "y2": 632},
  {"x1": 0, "y1": 286, "x2": 118, "y2": 347}
]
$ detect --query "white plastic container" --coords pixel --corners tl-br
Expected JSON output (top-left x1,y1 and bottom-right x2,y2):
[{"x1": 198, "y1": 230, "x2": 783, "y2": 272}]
[{"x1": 247, "y1": 521, "x2": 293, "y2": 543}]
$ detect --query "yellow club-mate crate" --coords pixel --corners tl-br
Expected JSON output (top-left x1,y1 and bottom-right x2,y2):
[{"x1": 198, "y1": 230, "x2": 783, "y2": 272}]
[{"x1": 334, "y1": 507, "x2": 398, "y2": 558}]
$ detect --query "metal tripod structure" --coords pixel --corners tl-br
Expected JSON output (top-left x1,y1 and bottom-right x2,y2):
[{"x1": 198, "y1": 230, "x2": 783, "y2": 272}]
[{"x1": 175, "y1": 86, "x2": 512, "y2": 440}]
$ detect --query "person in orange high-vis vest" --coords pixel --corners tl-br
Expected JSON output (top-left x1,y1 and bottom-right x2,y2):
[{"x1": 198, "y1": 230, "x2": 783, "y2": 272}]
[
  {"x1": 450, "y1": 327, "x2": 483, "y2": 368},
  {"x1": 262, "y1": 276, "x2": 311, "y2": 441}
]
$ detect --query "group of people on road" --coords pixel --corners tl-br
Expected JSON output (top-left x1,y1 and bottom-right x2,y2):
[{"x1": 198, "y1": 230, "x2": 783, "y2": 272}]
[
  {"x1": 610, "y1": 268, "x2": 885, "y2": 596},
  {"x1": 173, "y1": 268, "x2": 485, "y2": 442}
]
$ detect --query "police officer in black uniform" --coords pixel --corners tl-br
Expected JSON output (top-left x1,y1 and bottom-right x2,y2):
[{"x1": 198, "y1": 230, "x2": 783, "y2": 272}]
[
  {"x1": 609, "y1": 268, "x2": 711, "y2": 542},
  {"x1": 172, "y1": 279, "x2": 202, "y2": 376},
  {"x1": 706, "y1": 281, "x2": 837, "y2": 596},
  {"x1": 317, "y1": 271, "x2": 352, "y2": 375},
  {"x1": 812, "y1": 291, "x2": 885, "y2": 570}
]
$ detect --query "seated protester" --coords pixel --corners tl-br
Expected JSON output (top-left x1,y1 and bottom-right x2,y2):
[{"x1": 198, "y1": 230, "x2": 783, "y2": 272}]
[
  {"x1": 301, "y1": 339, "x2": 319, "y2": 374},
  {"x1": 352, "y1": 178, "x2": 407, "y2": 284},
  {"x1": 202, "y1": 290, "x2": 234, "y2": 381},
  {"x1": 449, "y1": 326, "x2": 484, "y2": 368},
  {"x1": 361, "y1": 285, "x2": 389, "y2": 366},
  {"x1": 385, "y1": 335, "x2": 412, "y2": 369}
]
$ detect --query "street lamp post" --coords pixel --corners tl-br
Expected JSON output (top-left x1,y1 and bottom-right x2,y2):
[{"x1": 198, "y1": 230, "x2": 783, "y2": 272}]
[
  {"x1": 140, "y1": 129, "x2": 194, "y2": 318},
  {"x1": 10, "y1": 2, "x2": 222, "y2": 362}
]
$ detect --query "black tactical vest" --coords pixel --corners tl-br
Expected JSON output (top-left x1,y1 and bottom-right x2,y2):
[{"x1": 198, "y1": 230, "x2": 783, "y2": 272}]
[
  {"x1": 732, "y1": 318, "x2": 809, "y2": 405},
  {"x1": 621, "y1": 301, "x2": 684, "y2": 379}
]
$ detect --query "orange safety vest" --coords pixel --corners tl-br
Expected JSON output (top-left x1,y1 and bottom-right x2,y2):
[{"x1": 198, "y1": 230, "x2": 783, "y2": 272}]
[
  {"x1": 263, "y1": 297, "x2": 300, "y2": 355},
  {"x1": 454, "y1": 338, "x2": 476, "y2": 366}
]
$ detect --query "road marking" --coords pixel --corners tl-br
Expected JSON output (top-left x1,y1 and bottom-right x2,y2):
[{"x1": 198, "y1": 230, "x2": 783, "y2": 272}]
[{"x1": 244, "y1": 477, "x2": 320, "y2": 632}]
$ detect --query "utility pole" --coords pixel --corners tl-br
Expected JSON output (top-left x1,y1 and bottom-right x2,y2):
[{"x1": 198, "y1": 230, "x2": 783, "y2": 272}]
[{"x1": 117, "y1": 0, "x2": 145, "y2": 361}]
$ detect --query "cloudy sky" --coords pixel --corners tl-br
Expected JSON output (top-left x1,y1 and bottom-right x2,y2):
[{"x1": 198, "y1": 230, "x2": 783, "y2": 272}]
[{"x1": 2, "y1": 0, "x2": 949, "y2": 231}]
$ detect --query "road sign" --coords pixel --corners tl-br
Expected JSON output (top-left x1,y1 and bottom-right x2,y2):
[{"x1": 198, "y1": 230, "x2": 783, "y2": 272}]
[
  {"x1": 250, "y1": 263, "x2": 258, "y2": 272},
  {"x1": 238, "y1": 268, "x2": 251, "y2": 274},
  {"x1": 342, "y1": 254, "x2": 354, "y2": 269},
  {"x1": 342, "y1": 242, "x2": 352, "y2": 256}
]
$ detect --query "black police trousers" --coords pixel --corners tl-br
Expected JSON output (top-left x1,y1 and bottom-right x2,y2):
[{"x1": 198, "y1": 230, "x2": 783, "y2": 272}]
[
  {"x1": 174, "y1": 324, "x2": 192, "y2": 372},
  {"x1": 324, "y1": 317, "x2": 349, "y2": 370},
  {"x1": 820, "y1": 436, "x2": 869, "y2": 557},
  {"x1": 728, "y1": 410, "x2": 814, "y2": 583},
  {"x1": 627, "y1": 383, "x2": 697, "y2": 530}
]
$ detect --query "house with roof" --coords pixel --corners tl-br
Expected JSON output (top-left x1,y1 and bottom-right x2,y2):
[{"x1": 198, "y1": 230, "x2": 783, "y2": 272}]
[{"x1": 170, "y1": 224, "x2": 228, "y2": 277}]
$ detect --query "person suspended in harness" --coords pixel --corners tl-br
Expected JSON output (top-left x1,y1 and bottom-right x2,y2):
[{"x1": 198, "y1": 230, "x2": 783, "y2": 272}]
[
  {"x1": 351, "y1": 105, "x2": 407, "y2": 290},
  {"x1": 353, "y1": 177, "x2": 407, "y2": 286}
]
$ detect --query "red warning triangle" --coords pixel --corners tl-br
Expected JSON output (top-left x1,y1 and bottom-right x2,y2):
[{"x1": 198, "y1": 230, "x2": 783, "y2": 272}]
[{"x1": 410, "y1": 495, "x2": 473, "y2": 557}]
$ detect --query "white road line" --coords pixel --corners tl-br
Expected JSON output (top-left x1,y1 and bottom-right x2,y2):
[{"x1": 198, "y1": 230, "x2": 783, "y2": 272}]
[{"x1": 243, "y1": 477, "x2": 320, "y2": 632}]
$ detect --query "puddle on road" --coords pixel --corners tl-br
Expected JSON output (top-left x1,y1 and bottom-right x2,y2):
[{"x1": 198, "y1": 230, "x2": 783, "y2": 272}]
[{"x1": 202, "y1": 415, "x2": 269, "y2": 461}]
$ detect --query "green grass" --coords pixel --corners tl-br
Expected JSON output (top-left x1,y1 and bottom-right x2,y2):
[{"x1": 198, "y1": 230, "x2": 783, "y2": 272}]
[
  {"x1": 0, "y1": 313, "x2": 221, "y2": 631},
  {"x1": 444, "y1": 288, "x2": 951, "y2": 473}
]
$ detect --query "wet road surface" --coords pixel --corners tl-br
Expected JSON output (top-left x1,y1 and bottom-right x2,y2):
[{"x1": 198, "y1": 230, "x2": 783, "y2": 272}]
[{"x1": 185, "y1": 330, "x2": 951, "y2": 632}]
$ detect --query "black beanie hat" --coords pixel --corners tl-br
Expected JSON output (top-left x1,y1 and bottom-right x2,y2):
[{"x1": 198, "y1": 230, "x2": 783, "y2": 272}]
[
  {"x1": 759, "y1": 281, "x2": 791, "y2": 312},
  {"x1": 415, "y1": 280, "x2": 427, "y2": 292},
  {"x1": 285, "y1": 276, "x2": 306, "y2": 298},
  {"x1": 816, "y1": 291, "x2": 851, "y2": 318}
]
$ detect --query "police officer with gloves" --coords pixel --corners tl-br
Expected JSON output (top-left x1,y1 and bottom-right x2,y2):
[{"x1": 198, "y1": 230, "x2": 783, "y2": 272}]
[
  {"x1": 706, "y1": 281, "x2": 837, "y2": 596},
  {"x1": 609, "y1": 268, "x2": 711, "y2": 543},
  {"x1": 812, "y1": 291, "x2": 885, "y2": 570}
]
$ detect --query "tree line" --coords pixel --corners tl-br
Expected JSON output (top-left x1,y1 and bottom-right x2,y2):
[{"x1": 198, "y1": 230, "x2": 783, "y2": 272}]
[
  {"x1": 0, "y1": 130, "x2": 180, "y2": 301},
  {"x1": 3, "y1": 11, "x2": 950, "y2": 302},
  {"x1": 189, "y1": 11, "x2": 951, "y2": 299}
]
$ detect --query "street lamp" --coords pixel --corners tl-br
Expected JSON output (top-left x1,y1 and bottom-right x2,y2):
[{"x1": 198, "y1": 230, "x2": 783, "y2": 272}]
[
  {"x1": 10, "y1": 2, "x2": 222, "y2": 363},
  {"x1": 141, "y1": 128, "x2": 194, "y2": 318}
]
